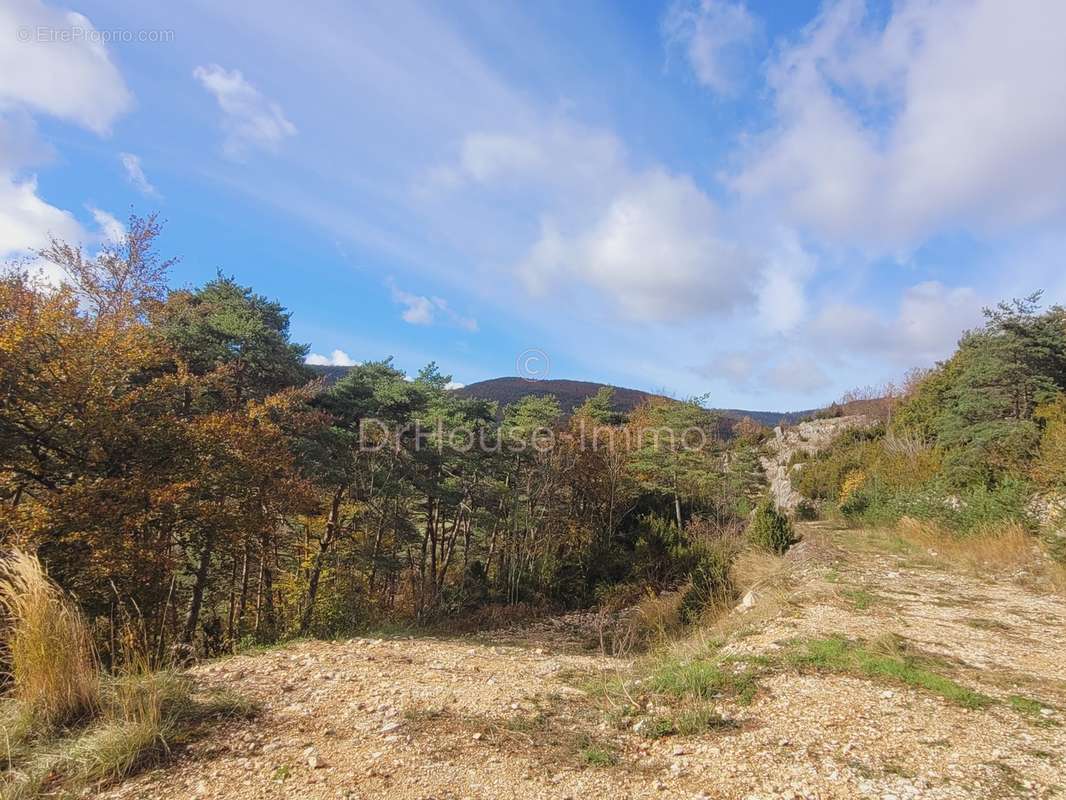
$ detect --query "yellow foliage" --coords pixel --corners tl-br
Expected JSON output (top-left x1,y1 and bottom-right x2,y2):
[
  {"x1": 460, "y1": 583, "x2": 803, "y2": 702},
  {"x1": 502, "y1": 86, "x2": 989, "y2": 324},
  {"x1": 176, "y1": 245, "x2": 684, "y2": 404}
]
[
  {"x1": 839, "y1": 469, "x2": 867, "y2": 504},
  {"x1": 1033, "y1": 394, "x2": 1066, "y2": 489}
]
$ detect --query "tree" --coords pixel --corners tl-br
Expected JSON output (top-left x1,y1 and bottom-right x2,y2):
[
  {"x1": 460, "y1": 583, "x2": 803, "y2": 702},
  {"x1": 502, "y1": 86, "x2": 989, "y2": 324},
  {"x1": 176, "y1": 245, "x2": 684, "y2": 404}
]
[{"x1": 628, "y1": 399, "x2": 722, "y2": 530}]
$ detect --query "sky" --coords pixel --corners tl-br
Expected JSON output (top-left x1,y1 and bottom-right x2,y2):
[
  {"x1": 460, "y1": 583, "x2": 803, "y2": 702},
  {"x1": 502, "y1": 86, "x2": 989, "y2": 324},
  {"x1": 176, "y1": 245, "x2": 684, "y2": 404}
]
[{"x1": 2, "y1": 0, "x2": 1066, "y2": 411}]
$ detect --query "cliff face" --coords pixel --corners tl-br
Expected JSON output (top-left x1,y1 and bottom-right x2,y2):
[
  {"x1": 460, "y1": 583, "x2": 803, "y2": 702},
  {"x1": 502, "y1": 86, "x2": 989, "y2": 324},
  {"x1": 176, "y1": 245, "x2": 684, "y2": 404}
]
[{"x1": 760, "y1": 415, "x2": 873, "y2": 510}]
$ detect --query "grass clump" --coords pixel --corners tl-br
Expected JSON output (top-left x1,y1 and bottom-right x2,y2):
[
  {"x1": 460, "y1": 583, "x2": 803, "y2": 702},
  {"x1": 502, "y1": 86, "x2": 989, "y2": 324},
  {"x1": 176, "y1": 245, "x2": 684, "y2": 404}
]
[
  {"x1": 640, "y1": 702, "x2": 737, "y2": 739},
  {"x1": 784, "y1": 634, "x2": 993, "y2": 709},
  {"x1": 843, "y1": 588, "x2": 879, "y2": 610},
  {"x1": 0, "y1": 551, "x2": 99, "y2": 728},
  {"x1": 0, "y1": 550, "x2": 254, "y2": 799},
  {"x1": 648, "y1": 656, "x2": 759, "y2": 704},
  {"x1": 1007, "y1": 694, "x2": 1057, "y2": 724},
  {"x1": 580, "y1": 743, "x2": 618, "y2": 767}
]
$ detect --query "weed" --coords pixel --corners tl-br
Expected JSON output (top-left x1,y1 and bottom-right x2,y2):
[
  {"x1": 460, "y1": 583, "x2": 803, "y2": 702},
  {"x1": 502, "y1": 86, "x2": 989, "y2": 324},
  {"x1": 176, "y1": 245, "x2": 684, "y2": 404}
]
[
  {"x1": 633, "y1": 706, "x2": 737, "y2": 739},
  {"x1": 272, "y1": 764, "x2": 292, "y2": 782},
  {"x1": 784, "y1": 635, "x2": 993, "y2": 709},
  {"x1": 573, "y1": 731, "x2": 618, "y2": 767},
  {"x1": 646, "y1": 657, "x2": 761, "y2": 706},
  {"x1": 580, "y1": 745, "x2": 618, "y2": 767},
  {"x1": 1008, "y1": 694, "x2": 1056, "y2": 724},
  {"x1": 843, "y1": 588, "x2": 879, "y2": 610}
]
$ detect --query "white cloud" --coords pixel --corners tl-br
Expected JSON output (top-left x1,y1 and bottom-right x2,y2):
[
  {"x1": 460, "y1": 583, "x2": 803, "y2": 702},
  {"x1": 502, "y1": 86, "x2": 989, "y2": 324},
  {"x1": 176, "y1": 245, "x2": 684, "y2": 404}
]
[
  {"x1": 1, "y1": 185, "x2": 129, "y2": 281},
  {"x1": 767, "y1": 354, "x2": 832, "y2": 394},
  {"x1": 389, "y1": 282, "x2": 478, "y2": 331},
  {"x1": 445, "y1": 381, "x2": 465, "y2": 390},
  {"x1": 0, "y1": 113, "x2": 52, "y2": 171},
  {"x1": 0, "y1": 0, "x2": 131, "y2": 135},
  {"x1": 428, "y1": 118, "x2": 766, "y2": 324},
  {"x1": 436, "y1": 122, "x2": 626, "y2": 191},
  {"x1": 193, "y1": 65, "x2": 296, "y2": 159},
  {"x1": 700, "y1": 350, "x2": 757, "y2": 387},
  {"x1": 0, "y1": 4, "x2": 133, "y2": 266},
  {"x1": 0, "y1": 173, "x2": 83, "y2": 261},
  {"x1": 519, "y1": 170, "x2": 759, "y2": 321},
  {"x1": 306, "y1": 349, "x2": 358, "y2": 367},
  {"x1": 119, "y1": 152, "x2": 159, "y2": 197},
  {"x1": 733, "y1": 0, "x2": 1066, "y2": 249},
  {"x1": 89, "y1": 207, "x2": 124, "y2": 243},
  {"x1": 0, "y1": 114, "x2": 75, "y2": 260},
  {"x1": 663, "y1": 0, "x2": 758, "y2": 95},
  {"x1": 756, "y1": 230, "x2": 815, "y2": 333},
  {"x1": 699, "y1": 345, "x2": 831, "y2": 395},
  {"x1": 809, "y1": 281, "x2": 982, "y2": 366}
]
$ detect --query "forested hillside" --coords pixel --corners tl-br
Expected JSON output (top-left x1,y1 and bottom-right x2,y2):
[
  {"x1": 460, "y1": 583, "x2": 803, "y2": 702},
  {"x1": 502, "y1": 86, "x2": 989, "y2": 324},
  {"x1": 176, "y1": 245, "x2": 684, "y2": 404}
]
[
  {"x1": 5, "y1": 222, "x2": 1066, "y2": 800},
  {"x1": 0, "y1": 219, "x2": 769, "y2": 665},
  {"x1": 455, "y1": 377, "x2": 815, "y2": 428}
]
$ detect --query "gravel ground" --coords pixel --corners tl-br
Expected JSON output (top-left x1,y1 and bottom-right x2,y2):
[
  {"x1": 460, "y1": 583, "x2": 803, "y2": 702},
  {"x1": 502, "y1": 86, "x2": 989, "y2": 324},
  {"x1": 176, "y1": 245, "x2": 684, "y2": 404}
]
[{"x1": 100, "y1": 524, "x2": 1066, "y2": 800}]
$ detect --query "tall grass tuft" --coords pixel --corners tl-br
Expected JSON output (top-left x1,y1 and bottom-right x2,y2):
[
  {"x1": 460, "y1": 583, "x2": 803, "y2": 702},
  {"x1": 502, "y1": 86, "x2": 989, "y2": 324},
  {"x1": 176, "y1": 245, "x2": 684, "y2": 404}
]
[
  {"x1": 0, "y1": 550, "x2": 99, "y2": 727},
  {"x1": 896, "y1": 517, "x2": 1034, "y2": 573}
]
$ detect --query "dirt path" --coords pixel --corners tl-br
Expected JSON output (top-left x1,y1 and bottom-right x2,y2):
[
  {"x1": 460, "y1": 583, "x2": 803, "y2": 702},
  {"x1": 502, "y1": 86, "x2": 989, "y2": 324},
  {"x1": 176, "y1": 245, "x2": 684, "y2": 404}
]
[{"x1": 102, "y1": 524, "x2": 1065, "y2": 800}]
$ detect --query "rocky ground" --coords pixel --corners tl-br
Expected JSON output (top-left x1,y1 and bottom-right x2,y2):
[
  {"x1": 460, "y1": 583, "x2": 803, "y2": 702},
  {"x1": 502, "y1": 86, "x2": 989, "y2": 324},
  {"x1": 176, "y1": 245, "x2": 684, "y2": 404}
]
[{"x1": 101, "y1": 523, "x2": 1065, "y2": 800}]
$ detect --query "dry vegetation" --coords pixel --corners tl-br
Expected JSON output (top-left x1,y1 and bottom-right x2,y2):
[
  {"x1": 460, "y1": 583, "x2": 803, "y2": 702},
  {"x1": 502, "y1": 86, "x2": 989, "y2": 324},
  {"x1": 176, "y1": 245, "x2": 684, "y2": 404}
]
[
  {"x1": 894, "y1": 516, "x2": 1066, "y2": 594},
  {"x1": 0, "y1": 551, "x2": 98, "y2": 729},
  {"x1": 0, "y1": 551, "x2": 252, "y2": 800}
]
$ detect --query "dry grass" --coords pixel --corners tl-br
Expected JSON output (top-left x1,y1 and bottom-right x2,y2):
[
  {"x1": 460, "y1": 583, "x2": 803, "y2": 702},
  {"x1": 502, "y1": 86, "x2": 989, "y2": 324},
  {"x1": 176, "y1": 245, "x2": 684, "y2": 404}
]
[
  {"x1": 896, "y1": 517, "x2": 1033, "y2": 572},
  {"x1": 0, "y1": 550, "x2": 254, "y2": 799},
  {"x1": 607, "y1": 590, "x2": 686, "y2": 655},
  {"x1": 0, "y1": 550, "x2": 99, "y2": 728},
  {"x1": 731, "y1": 548, "x2": 794, "y2": 594},
  {"x1": 1047, "y1": 561, "x2": 1066, "y2": 594},
  {"x1": 894, "y1": 517, "x2": 1066, "y2": 595}
]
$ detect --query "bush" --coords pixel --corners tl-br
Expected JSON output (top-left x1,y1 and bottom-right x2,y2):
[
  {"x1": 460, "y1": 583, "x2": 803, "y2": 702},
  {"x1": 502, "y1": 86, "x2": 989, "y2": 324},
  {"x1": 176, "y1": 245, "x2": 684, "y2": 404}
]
[
  {"x1": 746, "y1": 500, "x2": 795, "y2": 554},
  {"x1": 678, "y1": 535, "x2": 740, "y2": 623},
  {"x1": 632, "y1": 514, "x2": 692, "y2": 586},
  {"x1": 794, "y1": 500, "x2": 818, "y2": 521},
  {"x1": 0, "y1": 550, "x2": 99, "y2": 727}
]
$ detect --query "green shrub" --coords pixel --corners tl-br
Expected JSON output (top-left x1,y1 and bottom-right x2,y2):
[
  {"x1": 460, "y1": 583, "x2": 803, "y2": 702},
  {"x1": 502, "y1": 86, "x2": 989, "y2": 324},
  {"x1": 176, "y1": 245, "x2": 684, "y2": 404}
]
[
  {"x1": 678, "y1": 536, "x2": 738, "y2": 622},
  {"x1": 633, "y1": 514, "x2": 693, "y2": 586},
  {"x1": 746, "y1": 500, "x2": 795, "y2": 554}
]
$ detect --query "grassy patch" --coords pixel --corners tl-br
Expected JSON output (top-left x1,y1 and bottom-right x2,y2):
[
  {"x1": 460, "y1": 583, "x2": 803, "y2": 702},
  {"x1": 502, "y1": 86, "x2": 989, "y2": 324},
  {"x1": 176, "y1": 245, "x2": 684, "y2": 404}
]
[
  {"x1": 0, "y1": 678, "x2": 255, "y2": 800},
  {"x1": 592, "y1": 650, "x2": 757, "y2": 742},
  {"x1": 1008, "y1": 694, "x2": 1057, "y2": 725},
  {"x1": 579, "y1": 742, "x2": 618, "y2": 767},
  {"x1": 639, "y1": 702, "x2": 737, "y2": 739},
  {"x1": 502, "y1": 711, "x2": 550, "y2": 735},
  {"x1": 843, "y1": 588, "x2": 879, "y2": 610},
  {"x1": 783, "y1": 635, "x2": 993, "y2": 709},
  {"x1": 0, "y1": 551, "x2": 257, "y2": 800},
  {"x1": 647, "y1": 657, "x2": 760, "y2": 705}
]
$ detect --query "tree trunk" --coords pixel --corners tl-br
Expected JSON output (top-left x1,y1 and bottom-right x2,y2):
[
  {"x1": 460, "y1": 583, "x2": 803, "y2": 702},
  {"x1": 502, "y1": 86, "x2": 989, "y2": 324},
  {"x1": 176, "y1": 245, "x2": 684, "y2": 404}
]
[
  {"x1": 181, "y1": 536, "x2": 213, "y2": 644},
  {"x1": 299, "y1": 487, "x2": 343, "y2": 634},
  {"x1": 254, "y1": 531, "x2": 276, "y2": 639}
]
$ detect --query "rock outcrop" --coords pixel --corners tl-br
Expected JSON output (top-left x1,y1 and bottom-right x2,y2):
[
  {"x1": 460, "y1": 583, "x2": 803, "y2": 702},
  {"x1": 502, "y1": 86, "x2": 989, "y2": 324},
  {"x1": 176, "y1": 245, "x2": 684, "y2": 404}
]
[{"x1": 760, "y1": 415, "x2": 873, "y2": 511}]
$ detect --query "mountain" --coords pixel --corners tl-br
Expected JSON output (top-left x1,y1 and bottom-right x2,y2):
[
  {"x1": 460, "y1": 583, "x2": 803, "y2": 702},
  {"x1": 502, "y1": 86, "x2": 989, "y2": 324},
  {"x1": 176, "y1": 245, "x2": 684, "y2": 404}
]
[
  {"x1": 455, "y1": 377, "x2": 817, "y2": 427},
  {"x1": 309, "y1": 368, "x2": 825, "y2": 426}
]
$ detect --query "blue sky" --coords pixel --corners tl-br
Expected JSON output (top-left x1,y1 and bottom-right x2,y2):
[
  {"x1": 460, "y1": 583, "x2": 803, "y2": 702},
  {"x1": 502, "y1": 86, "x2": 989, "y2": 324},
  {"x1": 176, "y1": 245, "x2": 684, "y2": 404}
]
[{"x1": 3, "y1": 0, "x2": 1066, "y2": 410}]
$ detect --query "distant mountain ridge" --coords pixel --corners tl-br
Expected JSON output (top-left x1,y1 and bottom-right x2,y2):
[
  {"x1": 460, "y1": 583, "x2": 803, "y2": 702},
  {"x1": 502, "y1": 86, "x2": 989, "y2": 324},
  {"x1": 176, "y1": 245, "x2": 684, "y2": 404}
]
[
  {"x1": 456, "y1": 378, "x2": 818, "y2": 427},
  {"x1": 307, "y1": 368, "x2": 819, "y2": 426}
]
